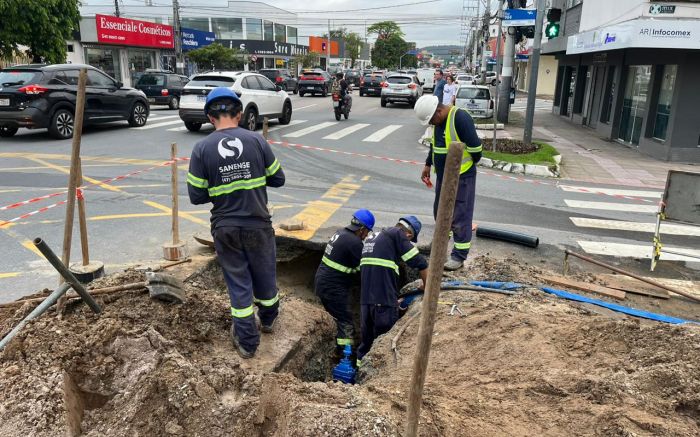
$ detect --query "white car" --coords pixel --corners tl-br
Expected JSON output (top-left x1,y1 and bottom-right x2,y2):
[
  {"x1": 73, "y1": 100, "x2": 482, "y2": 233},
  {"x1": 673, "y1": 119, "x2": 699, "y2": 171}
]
[
  {"x1": 178, "y1": 71, "x2": 292, "y2": 132},
  {"x1": 455, "y1": 74, "x2": 474, "y2": 85},
  {"x1": 380, "y1": 74, "x2": 423, "y2": 108},
  {"x1": 416, "y1": 68, "x2": 436, "y2": 91},
  {"x1": 454, "y1": 85, "x2": 494, "y2": 119}
]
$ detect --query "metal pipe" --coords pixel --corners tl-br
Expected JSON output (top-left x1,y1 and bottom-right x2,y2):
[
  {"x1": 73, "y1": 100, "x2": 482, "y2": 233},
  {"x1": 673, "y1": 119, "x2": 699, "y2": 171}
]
[
  {"x1": 0, "y1": 283, "x2": 71, "y2": 350},
  {"x1": 564, "y1": 250, "x2": 700, "y2": 303},
  {"x1": 34, "y1": 238, "x2": 102, "y2": 314}
]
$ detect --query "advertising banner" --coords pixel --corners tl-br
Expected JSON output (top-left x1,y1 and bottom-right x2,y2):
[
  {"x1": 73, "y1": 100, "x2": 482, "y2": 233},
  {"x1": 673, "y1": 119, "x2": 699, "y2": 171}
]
[
  {"x1": 181, "y1": 28, "x2": 215, "y2": 51},
  {"x1": 95, "y1": 14, "x2": 174, "y2": 49},
  {"x1": 220, "y1": 39, "x2": 309, "y2": 57}
]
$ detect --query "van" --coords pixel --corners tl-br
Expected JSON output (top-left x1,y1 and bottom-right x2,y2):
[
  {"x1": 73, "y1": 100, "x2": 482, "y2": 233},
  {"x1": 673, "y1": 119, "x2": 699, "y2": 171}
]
[
  {"x1": 454, "y1": 85, "x2": 494, "y2": 119},
  {"x1": 416, "y1": 68, "x2": 436, "y2": 91}
]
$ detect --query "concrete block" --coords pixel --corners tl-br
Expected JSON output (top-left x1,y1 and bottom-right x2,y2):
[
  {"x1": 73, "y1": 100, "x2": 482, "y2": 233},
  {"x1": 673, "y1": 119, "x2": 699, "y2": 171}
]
[
  {"x1": 479, "y1": 157, "x2": 493, "y2": 167},
  {"x1": 511, "y1": 163, "x2": 525, "y2": 173},
  {"x1": 502, "y1": 163, "x2": 513, "y2": 173},
  {"x1": 524, "y1": 164, "x2": 556, "y2": 178}
]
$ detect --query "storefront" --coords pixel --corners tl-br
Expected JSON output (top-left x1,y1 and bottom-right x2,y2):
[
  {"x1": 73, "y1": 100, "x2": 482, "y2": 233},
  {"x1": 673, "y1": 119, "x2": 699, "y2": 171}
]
[
  {"x1": 77, "y1": 14, "x2": 174, "y2": 86},
  {"x1": 550, "y1": 18, "x2": 700, "y2": 162},
  {"x1": 218, "y1": 39, "x2": 308, "y2": 71}
]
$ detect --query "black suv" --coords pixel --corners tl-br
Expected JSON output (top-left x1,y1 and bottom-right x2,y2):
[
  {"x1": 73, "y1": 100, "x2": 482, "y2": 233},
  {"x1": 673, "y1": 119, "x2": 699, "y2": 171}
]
[
  {"x1": 259, "y1": 69, "x2": 298, "y2": 94},
  {"x1": 359, "y1": 73, "x2": 386, "y2": 97},
  {"x1": 344, "y1": 69, "x2": 362, "y2": 87},
  {"x1": 0, "y1": 64, "x2": 149, "y2": 139},
  {"x1": 135, "y1": 70, "x2": 189, "y2": 109}
]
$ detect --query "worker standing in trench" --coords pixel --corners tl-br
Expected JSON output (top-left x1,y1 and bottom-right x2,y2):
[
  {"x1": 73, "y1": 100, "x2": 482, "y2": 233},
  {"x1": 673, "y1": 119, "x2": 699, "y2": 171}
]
[
  {"x1": 414, "y1": 95, "x2": 482, "y2": 271},
  {"x1": 314, "y1": 209, "x2": 375, "y2": 354},
  {"x1": 356, "y1": 216, "x2": 428, "y2": 367},
  {"x1": 187, "y1": 88, "x2": 285, "y2": 359}
]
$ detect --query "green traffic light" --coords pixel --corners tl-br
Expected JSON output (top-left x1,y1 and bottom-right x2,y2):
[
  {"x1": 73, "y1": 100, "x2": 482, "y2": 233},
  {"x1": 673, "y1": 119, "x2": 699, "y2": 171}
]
[{"x1": 546, "y1": 22, "x2": 560, "y2": 38}]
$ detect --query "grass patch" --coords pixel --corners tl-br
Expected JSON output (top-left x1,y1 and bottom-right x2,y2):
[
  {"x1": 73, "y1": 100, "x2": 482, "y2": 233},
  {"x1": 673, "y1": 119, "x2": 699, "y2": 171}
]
[{"x1": 482, "y1": 141, "x2": 559, "y2": 166}]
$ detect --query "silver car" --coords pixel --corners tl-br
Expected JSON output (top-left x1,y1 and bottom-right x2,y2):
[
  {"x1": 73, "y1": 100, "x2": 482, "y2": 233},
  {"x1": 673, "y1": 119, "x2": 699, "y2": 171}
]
[
  {"x1": 455, "y1": 85, "x2": 494, "y2": 119},
  {"x1": 380, "y1": 74, "x2": 423, "y2": 108}
]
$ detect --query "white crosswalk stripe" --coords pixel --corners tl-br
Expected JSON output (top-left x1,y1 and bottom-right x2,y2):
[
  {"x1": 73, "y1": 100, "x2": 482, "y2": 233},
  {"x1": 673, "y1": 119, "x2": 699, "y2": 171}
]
[
  {"x1": 147, "y1": 115, "x2": 180, "y2": 122},
  {"x1": 577, "y1": 241, "x2": 700, "y2": 262},
  {"x1": 284, "y1": 121, "x2": 337, "y2": 138},
  {"x1": 570, "y1": 218, "x2": 700, "y2": 236},
  {"x1": 134, "y1": 119, "x2": 184, "y2": 130},
  {"x1": 362, "y1": 124, "x2": 402, "y2": 142},
  {"x1": 167, "y1": 126, "x2": 187, "y2": 132},
  {"x1": 323, "y1": 123, "x2": 370, "y2": 140},
  {"x1": 560, "y1": 185, "x2": 662, "y2": 198},
  {"x1": 268, "y1": 119, "x2": 307, "y2": 132},
  {"x1": 564, "y1": 199, "x2": 658, "y2": 213}
]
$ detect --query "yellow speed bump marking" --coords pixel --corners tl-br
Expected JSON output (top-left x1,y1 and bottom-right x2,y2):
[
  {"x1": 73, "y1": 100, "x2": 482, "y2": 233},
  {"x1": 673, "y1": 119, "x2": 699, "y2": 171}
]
[
  {"x1": 0, "y1": 272, "x2": 21, "y2": 279},
  {"x1": 25, "y1": 157, "x2": 123, "y2": 193},
  {"x1": 142, "y1": 200, "x2": 210, "y2": 227},
  {"x1": 0, "y1": 152, "x2": 162, "y2": 166}
]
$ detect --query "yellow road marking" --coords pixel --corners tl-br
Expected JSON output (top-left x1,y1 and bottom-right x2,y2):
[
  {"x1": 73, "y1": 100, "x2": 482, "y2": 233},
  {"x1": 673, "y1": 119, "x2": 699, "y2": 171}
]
[
  {"x1": 142, "y1": 200, "x2": 210, "y2": 227},
  {"x1": 0, "y1": 152, "x2": 163, "y2": 166},
  {"x1": 0, "y1": 163, "x2": 131, "y2": 172},
  {"x1": 25, "y1": 157, "x2": 124, "y2": 193},
  {"x1": 0, "y1": 272, "x2": 21, "y2": 279},
  {"x1": 21, "y1": 239, "x2": 44, "y2": 258},
  {"x1": 89, "y1": 210, "x2": 210, "y2": 221},
  {"x1": 361, "y1": 175, "x2": 371, "y2": 182}
]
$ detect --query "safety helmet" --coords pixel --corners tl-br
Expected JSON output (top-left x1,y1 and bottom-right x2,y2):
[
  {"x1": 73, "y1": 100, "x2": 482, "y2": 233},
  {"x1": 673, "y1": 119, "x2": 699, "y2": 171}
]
[
  {"x1": 414, "y1": 95, "x2": 439, "y2": 126},
  {"x1": 348, "y1": 209, "x2": 375, "y2": 231},
  {"x1": 399, "y1": 215, "x2": 422, "y2": 242},
  {"x1": 204, "y1": 87, "x2": 240, "y2": 116}
]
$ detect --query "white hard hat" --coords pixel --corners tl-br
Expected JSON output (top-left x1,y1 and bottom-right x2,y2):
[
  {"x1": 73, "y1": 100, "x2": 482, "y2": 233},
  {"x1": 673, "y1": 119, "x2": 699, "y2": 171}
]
[{"x1": 414, "y1": 95, "x2": 439, "y2": 126}]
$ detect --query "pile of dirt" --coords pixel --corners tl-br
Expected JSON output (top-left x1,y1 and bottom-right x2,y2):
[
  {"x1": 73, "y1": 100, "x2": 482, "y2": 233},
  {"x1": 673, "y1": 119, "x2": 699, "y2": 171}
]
[{"x1": 1, "y1": 252, "x2": 699, "y2": 436}]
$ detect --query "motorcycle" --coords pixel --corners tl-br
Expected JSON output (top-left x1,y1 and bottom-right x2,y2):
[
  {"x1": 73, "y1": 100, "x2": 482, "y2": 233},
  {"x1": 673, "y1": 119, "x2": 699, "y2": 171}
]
[{"x1": 332, "y1": 93, "x2": 352, "y2": 121}]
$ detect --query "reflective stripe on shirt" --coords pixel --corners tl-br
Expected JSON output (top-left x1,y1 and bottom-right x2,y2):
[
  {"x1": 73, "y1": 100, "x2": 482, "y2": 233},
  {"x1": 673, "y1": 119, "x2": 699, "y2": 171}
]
[
  {"x1": 401, "y1": 247, "x2": 419, "y2": 262},
  {"x1": 266, "y1": 159, "x2": 281, "y2": 176},
  {"x1": 187, "y1": 173, "x2": 209, "y2": 189},
  {"x1": 208, "y1": 176, "x2": 266, "y2": 197},
  {"x1": 322, "y1": 256, "x2": 358, "y2": 274},
  {"x1": 360, "y1": 257, "x2": 399, "y2": 275}
]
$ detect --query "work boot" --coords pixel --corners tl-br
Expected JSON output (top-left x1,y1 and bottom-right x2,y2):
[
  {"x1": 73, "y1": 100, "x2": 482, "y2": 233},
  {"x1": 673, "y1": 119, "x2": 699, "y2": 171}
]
[
  {"x1": 443, "y1": 257, "x2": 464, "y2": 271},
  {"x1": 260, "y1": 316, "x2": 277, "y2": 334},
  {"x1": 230, "y1": 324, "x2": 255, "y2": 359}
]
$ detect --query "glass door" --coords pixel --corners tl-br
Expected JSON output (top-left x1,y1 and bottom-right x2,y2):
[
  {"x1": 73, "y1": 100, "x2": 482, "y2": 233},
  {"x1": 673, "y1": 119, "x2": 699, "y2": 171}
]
[{"x1": 618, "y1": 65, "x2": 651, "y2": 145}]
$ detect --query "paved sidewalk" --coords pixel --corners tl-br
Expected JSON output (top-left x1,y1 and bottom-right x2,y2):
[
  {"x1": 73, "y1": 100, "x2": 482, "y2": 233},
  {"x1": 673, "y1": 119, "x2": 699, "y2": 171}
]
[{"x1": 504, "y1": 106, "x2": 698, "y2": 188}]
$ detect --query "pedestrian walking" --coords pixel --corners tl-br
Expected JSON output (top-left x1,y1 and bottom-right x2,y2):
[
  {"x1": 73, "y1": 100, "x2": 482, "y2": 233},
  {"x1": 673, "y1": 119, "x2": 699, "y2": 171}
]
[
  {"x1": 432, "y1": 69, "x2": 446, "y2": 102},
  {"x1": 356, "y1": 216, "x2": 428, "y2": 366},
  {"x1": 315, "y1": 209, "x2": 375, "y2": 352},
  {"x1": 414, "y1": 95, "x2": 482, "y2": 271},
  {"x1": 442, "y1": 75, "x2": 457, "y2": 105},
  {"x1": 187, "y1": 87, "x2": 285, "y2": 359}
]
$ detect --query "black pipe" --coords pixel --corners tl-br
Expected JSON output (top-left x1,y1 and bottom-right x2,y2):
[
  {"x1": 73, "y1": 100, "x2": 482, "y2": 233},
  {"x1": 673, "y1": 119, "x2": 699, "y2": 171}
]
[
  {"x1": 33, "y1": 238, "x2": 102, "y2": 314},
  {"x1": 475, "y1": 226, "x2": 539, "y2": 248}
]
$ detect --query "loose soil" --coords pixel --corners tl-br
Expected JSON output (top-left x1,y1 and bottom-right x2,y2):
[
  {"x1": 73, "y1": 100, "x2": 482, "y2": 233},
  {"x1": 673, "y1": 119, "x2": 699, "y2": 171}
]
[{"x1": 1, "y1": 243, "x2": 699, "y2": 436}]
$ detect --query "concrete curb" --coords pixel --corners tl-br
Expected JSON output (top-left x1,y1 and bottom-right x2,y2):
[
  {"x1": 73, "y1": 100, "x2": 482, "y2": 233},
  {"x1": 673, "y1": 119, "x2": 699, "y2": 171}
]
[
  {"x1": 478, "y1": 154, "x2": 561, "y2": 178},
  {"x1": 474, "y1": 123, "x2": 505, "y2": 130}
]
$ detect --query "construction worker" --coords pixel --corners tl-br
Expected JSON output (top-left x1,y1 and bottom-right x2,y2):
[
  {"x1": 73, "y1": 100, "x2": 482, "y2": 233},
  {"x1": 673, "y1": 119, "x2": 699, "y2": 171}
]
[
  {"x1": 314, "y1": 209, "x2": 375, "y2": 351},
  {"x1": 187, "y1": 87, "x2": 285, "y2": 359},
  {"x1": 356, "y1": 216, "x2": 428, "y2": 366},
  {"x1": 414, "y1": 95, "x2": 482, "y2": 271}
]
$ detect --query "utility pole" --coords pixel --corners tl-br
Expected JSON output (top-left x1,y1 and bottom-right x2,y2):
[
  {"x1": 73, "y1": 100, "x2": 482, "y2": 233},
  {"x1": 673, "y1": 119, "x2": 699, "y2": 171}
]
[
  {"x1": 497, "y1": 27, "x2": 515, "y2": 123},
  {"x1": 480, "y1": 3, "x2": 490, "y2": 84},
  {"x1": 114, "y1": 0, "x2": 120, "y2": 17},
  {"x1": 172, "y1": 0, "x2": 184, "y2": 75},
  {"x1": 491, "y1": 0, "x2": 505, "y2": 152},
  {"x1": 524, "y1": 0, "x2": 545, "y2": 145},
  {"x1": 327, "y1": 19, "x2": 331, "y2": 71}
]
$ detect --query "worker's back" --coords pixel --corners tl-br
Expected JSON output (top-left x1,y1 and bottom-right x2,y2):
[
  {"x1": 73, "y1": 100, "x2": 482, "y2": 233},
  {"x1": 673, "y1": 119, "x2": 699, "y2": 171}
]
[{"x1": 359, "y1": 227, "x2": 407, "y2": 306}]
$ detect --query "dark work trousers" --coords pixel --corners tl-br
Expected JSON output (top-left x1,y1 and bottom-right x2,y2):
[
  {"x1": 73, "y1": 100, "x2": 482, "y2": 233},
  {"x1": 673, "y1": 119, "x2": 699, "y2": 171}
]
[
  {"x1": 434, "y1": 171, "x2": 477, "y2": 261},
  {"x1": 315, "y1": 277, "x2": 355, "y2": 348},
  {"x1": 357, "y1": 304, "x2": 399, "y2": 362},
  {"x1": 213, "y1": 226, "x2": 279, "y2": 353}
]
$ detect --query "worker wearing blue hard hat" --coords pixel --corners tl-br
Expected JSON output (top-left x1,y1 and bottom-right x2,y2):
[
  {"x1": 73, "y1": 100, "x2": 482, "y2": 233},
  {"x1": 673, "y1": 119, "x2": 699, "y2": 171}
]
[
  {"x1": 187, "y1": 87, "x2": 285, "y2": 359},
  {"x1": 356, "y1": 215, "x2": 428, "y2": 367},
  {"x1": 315, "y1": 209, "x2": 376, "y2": 353}
]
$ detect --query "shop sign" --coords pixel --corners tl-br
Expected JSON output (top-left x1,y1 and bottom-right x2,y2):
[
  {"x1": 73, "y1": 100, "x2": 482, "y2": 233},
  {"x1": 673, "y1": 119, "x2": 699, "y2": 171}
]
[
  {"x1": 96, "y1": 14, "x2": 174, "y2": 49},
  {"x1": 181, "y1": 28, "x2": 215, "y2": 51},
  {"x1": 220, "y1": 39, "x2": 309, "y2": 57},
  {"x1": 649, "y1": 4, "x2": 676, "y2": 14}
]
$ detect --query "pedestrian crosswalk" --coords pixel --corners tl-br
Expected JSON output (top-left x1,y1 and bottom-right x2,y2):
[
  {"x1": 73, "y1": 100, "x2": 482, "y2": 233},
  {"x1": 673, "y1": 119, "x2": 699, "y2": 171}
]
[
  {"x1": 561, "y1": 185, "x2": 700, "y2": 263},
  {"x1": 509, "y1": 98, "x2": 552, "y2": 112}
]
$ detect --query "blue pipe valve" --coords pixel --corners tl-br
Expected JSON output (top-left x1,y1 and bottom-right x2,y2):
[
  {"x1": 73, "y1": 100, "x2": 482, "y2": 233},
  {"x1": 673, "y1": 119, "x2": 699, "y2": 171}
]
[{"x1": 332, "y1": 344, "x2": 356, "y2": 384}]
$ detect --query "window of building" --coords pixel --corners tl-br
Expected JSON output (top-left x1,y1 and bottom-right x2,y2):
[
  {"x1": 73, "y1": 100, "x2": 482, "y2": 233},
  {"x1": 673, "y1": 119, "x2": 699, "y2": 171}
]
[
  {"x1": 264, "y1": 21, "x2": 274, "y2": 41},
  {"x1": 85, "y1": 47, "x2": 120, "y2": 81},
  {"x1": 287, "y1": 27, "x2": 298, "y2": 45},
  {"x1": 181, "y1": 17, "x2": 210, "y2": 32},
  {"x1": 600, "y1": 66, "x2": 615, "y2": 123},
  {"x1": 127, "y1": 49, "x2": 155, "y2": 85},
  {"x1": 652, "y1": 65, "x2": 677, "y2": 141},
  {"x1": 212, "y1": 18, "x2": 243, "y2": 39},
  {"x1": 274, "y1": 23, "x2": 286, "y2": 43},
  {"x1": 246, "y1": 18, "x2": 263, "y2": 40},
  {"x1": 618, "y1": 65, "x2": 651, "y2": 145}
]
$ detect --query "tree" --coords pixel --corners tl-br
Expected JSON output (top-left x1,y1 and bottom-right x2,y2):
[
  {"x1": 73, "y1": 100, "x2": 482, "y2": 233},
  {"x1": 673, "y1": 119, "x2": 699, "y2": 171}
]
[
  {"x1": 367, "y1": 21, "x2": 404, "y2": 40},
  {"x1": 344, "y1": 32, "x2": 363, "y2": 68},
  {"x1": 324, "y1": 27, "x2": 348, "y2": 39},
  {"x1": 294, "y1": 51, "x2": 320, "y2": 69},
  {"x1": 0, "y1": 0, "x2": 80, "y2": 63},
  {"x1": 186, "y1": 43, "x2": 244, "y2": 71},
  {"x1": 371, "y1": 35, "x2": 409, "y2": 69}
]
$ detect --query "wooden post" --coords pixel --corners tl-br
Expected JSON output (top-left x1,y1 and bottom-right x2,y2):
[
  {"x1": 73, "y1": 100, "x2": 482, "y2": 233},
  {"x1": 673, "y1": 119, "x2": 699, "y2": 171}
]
[
  {"x1": 162, "y1": 143, "x2": 186, "y2": 261},
  {"x1": 404, "y1": 141, "x2": 464, "y2": 437},
  {"x1": 76, "y1": 159, "x2": 89, "y2": 266},
  {"x1": 263, "y1": 116, "x2": 269, "y2": 140}
]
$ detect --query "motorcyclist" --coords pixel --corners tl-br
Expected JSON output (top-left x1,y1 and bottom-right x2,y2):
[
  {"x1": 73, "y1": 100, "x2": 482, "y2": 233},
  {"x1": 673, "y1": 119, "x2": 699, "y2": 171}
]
[{"x1": 331, "y1": 72, "x2": 349, "y2": 111}]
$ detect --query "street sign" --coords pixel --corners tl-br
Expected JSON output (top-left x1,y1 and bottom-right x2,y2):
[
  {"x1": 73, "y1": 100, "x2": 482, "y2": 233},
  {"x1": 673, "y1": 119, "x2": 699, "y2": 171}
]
[
  {"x1": 503, "y1": 9, "x2": 537, "y2": 27},
  {"x1": 251, "y1": 54, "x2": 258, "y2": 62}
]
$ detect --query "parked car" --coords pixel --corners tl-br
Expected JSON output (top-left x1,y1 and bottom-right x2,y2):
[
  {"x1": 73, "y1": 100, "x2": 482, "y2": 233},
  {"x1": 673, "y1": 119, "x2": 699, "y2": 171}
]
[
  {"x1": 473, "y1": 71, "x2": 498, "y2": 86},
  {"x1": 455, "y1": 74, "x2": 474, "y2": 85},
  {"x1": 259, "y1": 68, "x2": 298, "y2": 94},
  {"x1": 178, "y1": 71, "x2": 292, "y2": 132},
  {"x1": 135, "y1": 70, "x2": 189, "y2": 110},
  {"x1": 0, "y1": 63, "x2": 149, "y2": 139},
  {"x1": 416, "y1": 68, "x2": 436, "y2": 92},
  {"x1": 297, "y1": 70, "x2": 333, "y2": 97},
  {"x1": 380, "y1": 74, "x2": 423, "y2": 108},
  {"x1": 344, "y1": 69, "x2": 362, "y2": 87},
  {"x1": 454, "y1": 85, "x2": 494, "y2": 118},
  {"x1": 359, "y1": 73, "x2": 386, "y2": 97}
]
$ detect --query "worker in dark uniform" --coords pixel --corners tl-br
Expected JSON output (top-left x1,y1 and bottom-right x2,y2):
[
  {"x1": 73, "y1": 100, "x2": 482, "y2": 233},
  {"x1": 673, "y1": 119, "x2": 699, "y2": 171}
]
[
  {"x1": 314, "y1": 209, "x2": 375, "y2": 351},
  {"x1": 356, "y1": 216, "x2": 428, "y2": 366},
  {"x1": 187, "y1": 87, "x2": 285, "y2": 359},
  {"x1": 414, "y1": 95, "x2": 482, "y2": 271}
]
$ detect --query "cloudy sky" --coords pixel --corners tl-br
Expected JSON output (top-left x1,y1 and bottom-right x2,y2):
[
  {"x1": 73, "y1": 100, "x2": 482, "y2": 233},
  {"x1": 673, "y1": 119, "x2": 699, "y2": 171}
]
[{"x1": 91, "y1": 0, "x2": 500, "y2": 47}]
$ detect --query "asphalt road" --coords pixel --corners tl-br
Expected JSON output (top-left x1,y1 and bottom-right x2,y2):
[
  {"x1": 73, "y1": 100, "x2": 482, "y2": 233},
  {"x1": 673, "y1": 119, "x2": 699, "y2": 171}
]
[{"x1": 0, "y1": 91, "x2": 697, "y2": 302}]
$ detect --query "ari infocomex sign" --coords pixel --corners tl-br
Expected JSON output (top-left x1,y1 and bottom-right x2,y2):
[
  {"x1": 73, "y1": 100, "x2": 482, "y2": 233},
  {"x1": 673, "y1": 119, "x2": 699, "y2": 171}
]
[{"x1": 95, "y1": 14, "x2": 174, "y2": 49}]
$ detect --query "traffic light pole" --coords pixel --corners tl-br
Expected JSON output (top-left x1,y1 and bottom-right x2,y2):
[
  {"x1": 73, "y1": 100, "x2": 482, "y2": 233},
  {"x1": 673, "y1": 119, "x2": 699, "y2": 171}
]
[
  {"x1": 523, "y1": 0, "x2": 545, "y2": 145},
  {"x1": 491, "y1": 0, "x2": 505, "y2": 152}
]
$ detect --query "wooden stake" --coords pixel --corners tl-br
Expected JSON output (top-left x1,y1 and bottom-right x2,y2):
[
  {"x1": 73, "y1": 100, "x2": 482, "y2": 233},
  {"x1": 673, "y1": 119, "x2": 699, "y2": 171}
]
[
  {"x1": 263, "y1": 116, "x2": 269, "y2": 140},
  {"x1": 76, "y1": 158, "x2": 89, "y2": 266},
  {"x1": 405, "y1": 141, "x2": 464, "y2": 437},
  {"x1": 171, "y1": 142, "x2": 179, "y2": 245}
]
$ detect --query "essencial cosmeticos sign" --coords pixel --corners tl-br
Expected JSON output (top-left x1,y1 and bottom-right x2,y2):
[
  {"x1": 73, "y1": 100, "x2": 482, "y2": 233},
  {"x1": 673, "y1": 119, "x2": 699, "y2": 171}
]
[{"x1": 95, "y1": 14, "x2": 174, "y2": 49}]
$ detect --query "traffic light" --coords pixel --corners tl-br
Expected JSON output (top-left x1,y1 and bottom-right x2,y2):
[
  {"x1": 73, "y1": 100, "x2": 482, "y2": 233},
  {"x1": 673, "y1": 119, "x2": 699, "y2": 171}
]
[
  {"x1": 545, "y1": 8, "x2": 562, "y2": 38},
  {"x1": 322, "y1": 41, "x2": 327, "y2": 50},
  {"x1": 545, "y1": 22, "x2": 561, "y2": 38}
]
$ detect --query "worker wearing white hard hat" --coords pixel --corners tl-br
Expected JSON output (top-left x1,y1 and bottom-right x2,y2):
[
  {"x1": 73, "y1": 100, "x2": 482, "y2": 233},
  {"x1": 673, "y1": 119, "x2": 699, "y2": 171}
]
[{"x1": 413, "y1": 94, "x2": 483, "y2": 271}]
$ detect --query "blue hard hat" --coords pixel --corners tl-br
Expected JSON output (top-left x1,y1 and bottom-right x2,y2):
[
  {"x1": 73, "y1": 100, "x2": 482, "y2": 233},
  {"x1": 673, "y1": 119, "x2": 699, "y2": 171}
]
[
  {"x1": 399, "y1": 215, "x2": 422, "y2": 242},
  {"x1": 349, "y1": 209, "x2": 375, "y2": 231},
  {"x1": 204, "y1": 87, "x2": 240, "y2": 115}
]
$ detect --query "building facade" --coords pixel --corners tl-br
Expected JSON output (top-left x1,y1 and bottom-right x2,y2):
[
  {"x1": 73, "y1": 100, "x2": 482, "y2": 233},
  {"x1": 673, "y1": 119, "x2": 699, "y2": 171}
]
[{"x1": 543, "y1": 0, "x2": 700, "y2": 162}]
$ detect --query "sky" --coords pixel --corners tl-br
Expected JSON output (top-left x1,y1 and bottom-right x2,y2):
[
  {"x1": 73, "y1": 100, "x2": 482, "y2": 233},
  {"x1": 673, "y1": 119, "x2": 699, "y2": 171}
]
[{"x1": 91, "y1": 0, "x2": 501, "y2": 47}]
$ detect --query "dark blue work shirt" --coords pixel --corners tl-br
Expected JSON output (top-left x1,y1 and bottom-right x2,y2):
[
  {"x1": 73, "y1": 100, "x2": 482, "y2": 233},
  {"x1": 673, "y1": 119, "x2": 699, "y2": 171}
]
[
  {"x1": 426, "y1": 108, "x2": 482, "y2": 179},
  {"x1": 315, "y1": 227, "x2": 363, "y2": 290}
]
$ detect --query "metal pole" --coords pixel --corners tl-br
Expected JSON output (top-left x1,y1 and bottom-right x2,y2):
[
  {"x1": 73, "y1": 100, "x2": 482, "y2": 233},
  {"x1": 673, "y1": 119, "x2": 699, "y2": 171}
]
[
  {"x1": 523, "y1": 0, "x2": 545, "y2": 145},
  {"x1": 497, "y1": 26, "x2": 515, "y2": 123},
  {"x1": 327, "y1": 19, "x2": 331, "y2": 71},
  {"x1": 492, "y1": 0, "x2": 505, "y2": 152},
  {"x1": 480, "y1": 2, "x2": 490, "y2": 83},
  {"x1": 114, "y1": 0, "x2": 120, "y2": 17},
  {"x1": 173, "y1": 0, "x2": 184, "y2": 75}
]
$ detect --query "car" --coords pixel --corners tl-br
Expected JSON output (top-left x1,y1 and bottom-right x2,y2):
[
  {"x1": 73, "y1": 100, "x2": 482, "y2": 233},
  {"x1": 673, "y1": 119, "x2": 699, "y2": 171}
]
[
  {"x1": 473, "y1": 71, "x2": 498, "y2": 86},
  {"x1": 178, "y1": 71, "x2": 292, "y2": 132},
  {"x1": 416, "y1": 68, "x2": 436, "y2": 91},
  {"x1": 454, "y1": 85, "x2": 494, "y2": 119},
  {"x1": 455, "y1": 74, "x2": 474, "y2": 85},
  {"x1": 380, "y1": 74, "x2": 423, "y2": 108},
  {"x1": 297, "y1": 70, "x2": 333, "y2": 97},
  {"x1": 343, "y1": 69, "x2": 362, "y2": 87},
  {"x1": 359, "y1": 73, "x2": 386, "y2": 97},
  {"x1": 259, "y1": 68, "x2": 298, "y2": 94},
  {"x1": 0, "y1": 63, "x2": 149, "y2": 139},
  {"x1": 135, "y1": 70, "x2": 189, "y2": 110}
]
